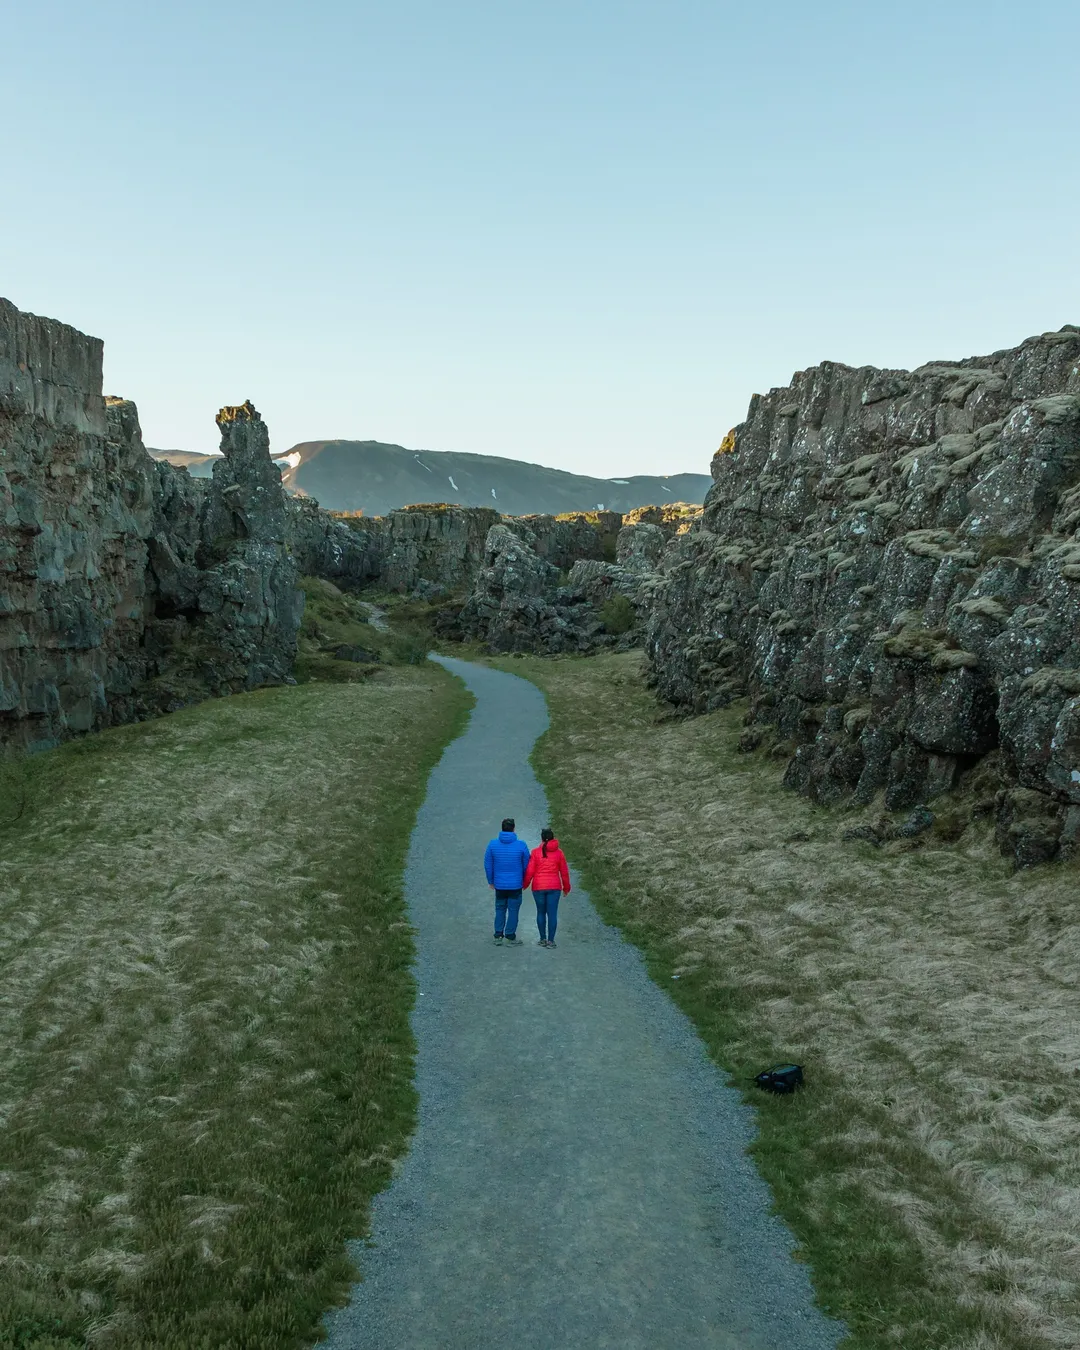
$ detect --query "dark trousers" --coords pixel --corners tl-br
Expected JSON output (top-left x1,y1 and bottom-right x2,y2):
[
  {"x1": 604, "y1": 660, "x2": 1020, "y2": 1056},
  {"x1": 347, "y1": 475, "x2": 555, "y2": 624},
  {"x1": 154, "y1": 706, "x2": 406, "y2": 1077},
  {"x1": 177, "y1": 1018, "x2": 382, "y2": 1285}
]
[{"x1": 494, "y1": 889, "x2": 522, "y2": 937}]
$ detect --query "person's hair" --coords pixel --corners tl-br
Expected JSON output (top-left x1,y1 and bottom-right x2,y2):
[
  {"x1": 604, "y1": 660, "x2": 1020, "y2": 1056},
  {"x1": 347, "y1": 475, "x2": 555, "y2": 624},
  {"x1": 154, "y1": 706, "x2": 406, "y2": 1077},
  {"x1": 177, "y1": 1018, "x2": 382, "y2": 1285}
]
[
  {"x1": 501, "y1": 817, "x2": 515, "y2": 832},
  {"x1": 541, "y1": 826, "x2": 555, "y2": 856}
]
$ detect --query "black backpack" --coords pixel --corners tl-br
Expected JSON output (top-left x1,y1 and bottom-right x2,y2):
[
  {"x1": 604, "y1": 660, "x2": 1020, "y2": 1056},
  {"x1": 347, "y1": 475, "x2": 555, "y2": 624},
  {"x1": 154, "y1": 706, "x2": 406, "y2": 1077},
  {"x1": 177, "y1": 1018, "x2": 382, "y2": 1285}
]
[{"x1": 754, "y1": 1063, "x2": 804, "y2": 1094}]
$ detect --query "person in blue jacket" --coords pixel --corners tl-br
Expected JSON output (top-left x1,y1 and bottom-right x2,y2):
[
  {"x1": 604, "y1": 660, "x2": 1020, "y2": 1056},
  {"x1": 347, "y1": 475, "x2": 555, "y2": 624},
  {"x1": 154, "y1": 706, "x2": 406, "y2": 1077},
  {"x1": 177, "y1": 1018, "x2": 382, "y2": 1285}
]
[{"x1": 484, "y1": 817, "x2": 531, "y2": 945}]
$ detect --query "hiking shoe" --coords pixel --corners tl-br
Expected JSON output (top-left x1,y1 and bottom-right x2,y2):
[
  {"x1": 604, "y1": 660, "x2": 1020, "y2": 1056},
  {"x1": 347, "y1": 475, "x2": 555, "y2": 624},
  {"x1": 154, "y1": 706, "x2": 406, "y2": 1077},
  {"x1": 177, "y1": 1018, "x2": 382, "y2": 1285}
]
[
  {"x1": 547, "y1": 941, "x2": 557, "y2": 948},
  {"x1": 494, "y1": 933, "x2": 504, "y2": 944},
  {"x1": 504, "y1": 934, "x2": 522, "y2": 945},
  {"x1": 537, "y1": 938, "x2": 547, "y2": 946}
]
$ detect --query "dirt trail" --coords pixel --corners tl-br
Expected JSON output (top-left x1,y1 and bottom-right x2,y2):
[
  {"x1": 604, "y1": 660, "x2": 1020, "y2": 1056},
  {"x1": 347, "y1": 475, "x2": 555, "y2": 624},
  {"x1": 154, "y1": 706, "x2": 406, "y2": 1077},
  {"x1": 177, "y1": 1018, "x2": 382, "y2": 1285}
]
[{"x1": 324, "y1": 657, "x2": 842, "y2": 1350}]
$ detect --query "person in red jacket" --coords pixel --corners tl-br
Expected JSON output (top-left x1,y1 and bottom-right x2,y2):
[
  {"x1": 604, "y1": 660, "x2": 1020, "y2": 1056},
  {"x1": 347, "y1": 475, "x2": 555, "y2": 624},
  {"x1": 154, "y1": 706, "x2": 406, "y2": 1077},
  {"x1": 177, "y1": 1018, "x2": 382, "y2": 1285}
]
[{"x1": 523, "y1": 827, "x2": 571, "y2": 948}]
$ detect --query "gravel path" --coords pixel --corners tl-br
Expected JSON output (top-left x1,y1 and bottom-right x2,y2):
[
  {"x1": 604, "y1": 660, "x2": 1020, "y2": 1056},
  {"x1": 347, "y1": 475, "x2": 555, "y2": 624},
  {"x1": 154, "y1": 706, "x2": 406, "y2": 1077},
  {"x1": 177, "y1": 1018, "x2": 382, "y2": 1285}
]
[
  {"x1": 358, "y1": 601, "x2": 389, "y2": 631},
  {"x1": 324, "y1": 657, "x2": 844, "y2": 1350}
]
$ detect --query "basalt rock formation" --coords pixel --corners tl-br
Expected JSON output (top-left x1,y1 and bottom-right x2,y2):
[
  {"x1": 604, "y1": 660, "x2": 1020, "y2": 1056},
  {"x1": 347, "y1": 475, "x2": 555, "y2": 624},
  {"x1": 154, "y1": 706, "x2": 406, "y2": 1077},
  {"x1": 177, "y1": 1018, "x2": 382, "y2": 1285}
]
[
  {"x1": 645, "y1": 327, "x2": 1080, "y2": 867},
  {"x1": 0, "y1": 295, "x2": 684, "y2": 748},
  {"x1": 292, "y1": 503, "x2": 627, "y2": 601},
  {"x1": 0, "y1": 298, "x2": 303, "y2": 750},
  {"x1": 302, "y1": 505, "x2": 635, "y2": 607},
  {"x1": 450, "y1": 508, "x2": 700, "y2": 653},
  {"x1": 341, "y1": 505, "x2": 501, "y2": 596}
]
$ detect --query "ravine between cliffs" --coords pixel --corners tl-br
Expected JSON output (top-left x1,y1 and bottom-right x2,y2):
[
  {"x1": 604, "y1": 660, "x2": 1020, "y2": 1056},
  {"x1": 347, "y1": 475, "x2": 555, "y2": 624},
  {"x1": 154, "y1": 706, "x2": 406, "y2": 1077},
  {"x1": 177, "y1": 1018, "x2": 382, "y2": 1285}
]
[{"x1": 323, "y1": 657, "x2": 843, "y2": 1350}]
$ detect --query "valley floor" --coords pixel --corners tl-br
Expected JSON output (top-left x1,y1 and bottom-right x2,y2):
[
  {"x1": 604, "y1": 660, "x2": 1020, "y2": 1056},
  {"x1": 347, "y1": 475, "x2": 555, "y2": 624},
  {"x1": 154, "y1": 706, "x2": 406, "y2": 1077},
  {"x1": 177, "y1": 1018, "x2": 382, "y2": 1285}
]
[
  {"x1": 502, "y1": 651, "x2": 1080, "y2": 1350},
  {"x1": 0, "y1": 667, "x2": 470, "y2": 1349},
  {"x1": 324, "y1": 656, "x2": 840, "y2": 1350}
]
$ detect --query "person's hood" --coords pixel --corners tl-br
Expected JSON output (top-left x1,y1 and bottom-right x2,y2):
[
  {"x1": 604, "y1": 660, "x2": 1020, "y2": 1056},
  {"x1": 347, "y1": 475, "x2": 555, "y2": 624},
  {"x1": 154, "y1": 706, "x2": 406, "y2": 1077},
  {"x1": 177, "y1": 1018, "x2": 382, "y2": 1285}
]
[
  {"x1": 540, "y1": 838, "x2": 561, "y2": 851},
  {"x1": 498, "y1": 831, "x2": 518, "y2": 842}
]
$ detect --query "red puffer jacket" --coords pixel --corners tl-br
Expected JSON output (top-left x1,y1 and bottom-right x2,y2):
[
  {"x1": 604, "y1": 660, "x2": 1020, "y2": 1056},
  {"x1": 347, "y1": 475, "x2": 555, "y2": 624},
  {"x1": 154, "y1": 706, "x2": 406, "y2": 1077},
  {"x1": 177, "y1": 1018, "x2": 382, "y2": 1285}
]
[{"x1": 524, "y1": 840, "x2": 571, "y2": 892}]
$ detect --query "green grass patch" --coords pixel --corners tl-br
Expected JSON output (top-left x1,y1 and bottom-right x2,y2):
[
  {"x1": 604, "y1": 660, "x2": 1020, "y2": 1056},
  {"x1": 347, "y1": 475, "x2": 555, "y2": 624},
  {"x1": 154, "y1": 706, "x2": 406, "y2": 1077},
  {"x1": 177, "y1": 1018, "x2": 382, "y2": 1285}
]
[
  {"x1": 297, "y1": 577, "x2": 429, "y2": 681},
  {"x1": 598, "y1": 594, "x2": 636, "y2": 635},
  {"x1": 494, "y1": 651, "x2": 1080, "y2": 1350},
  {"x1": 0, "y1": 665, "x2": 471, "y2": 1348}
]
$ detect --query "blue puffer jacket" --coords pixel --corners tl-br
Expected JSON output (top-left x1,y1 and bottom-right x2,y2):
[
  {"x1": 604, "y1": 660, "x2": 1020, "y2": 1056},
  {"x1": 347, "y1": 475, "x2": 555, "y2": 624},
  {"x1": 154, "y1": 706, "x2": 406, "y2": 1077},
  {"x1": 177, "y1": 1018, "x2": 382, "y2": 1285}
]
[{"x1": 484, "y1": 831, "x2": 531, "y2": 889}]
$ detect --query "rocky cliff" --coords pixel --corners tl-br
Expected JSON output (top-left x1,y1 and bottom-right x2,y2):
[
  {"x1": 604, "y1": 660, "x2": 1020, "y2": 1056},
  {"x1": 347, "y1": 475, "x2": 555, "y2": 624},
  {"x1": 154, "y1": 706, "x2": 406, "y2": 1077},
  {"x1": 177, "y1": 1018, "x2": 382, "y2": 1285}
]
[
  {"x1": 0, "y1": 298, "x2": 303, "y2": 750},
  {"x1": 340, "y1": 505, "x2": 501, "y2": 595},
  {"x1": 0, "y1": 295, "x2": 662, "y2": 748},
  {"x1": 310, "y1": 505, "x2": 629, "y2": 602},
  {"x1": 645, "y1": 327, "x2": 1080, "y2": 867},
  {"x1": 449, "y1": 506, "x2": 699, "y2": 653}
]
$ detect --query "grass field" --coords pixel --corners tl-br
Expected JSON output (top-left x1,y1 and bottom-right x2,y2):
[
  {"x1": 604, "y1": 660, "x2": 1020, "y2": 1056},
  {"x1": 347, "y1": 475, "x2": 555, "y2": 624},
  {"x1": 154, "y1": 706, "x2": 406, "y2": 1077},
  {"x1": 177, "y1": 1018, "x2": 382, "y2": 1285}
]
[
  {"x1": 0, "y1": 666, "x2": 470, "y2": 1349},
  {"x1": 500, "y1": 650, "x2": 1080, "y2": 1350}
]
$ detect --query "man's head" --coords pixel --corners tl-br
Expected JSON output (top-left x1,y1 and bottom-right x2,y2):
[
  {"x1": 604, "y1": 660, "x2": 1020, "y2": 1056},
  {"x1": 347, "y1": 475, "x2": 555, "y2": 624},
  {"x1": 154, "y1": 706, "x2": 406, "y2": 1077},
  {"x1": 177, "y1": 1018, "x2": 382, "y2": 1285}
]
[{"x1": 501, "y1": 817, "x2": 515, "y2": 833}]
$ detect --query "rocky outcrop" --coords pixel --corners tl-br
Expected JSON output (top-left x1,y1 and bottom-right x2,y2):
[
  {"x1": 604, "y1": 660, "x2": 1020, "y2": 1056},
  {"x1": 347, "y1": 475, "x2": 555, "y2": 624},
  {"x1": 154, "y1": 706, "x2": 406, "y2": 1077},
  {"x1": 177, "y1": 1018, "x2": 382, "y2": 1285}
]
[
  {"x1": 341, "y1": 505, "x2": 501, "y2": 596},
  {"x1": 287, "y1": 495, "x2": 379, "y2": 587},
  {"x1": 283, "y1": 503, "x2": 622, "y2": 605},
  {"x1": 645, "y1": 326, "x2": 1080, "y2": 867},
  {"x1": 617, "y1": 521, "x2": 666, "y2": 574},
  {"x1": 308, "y1": 506, "x2": 619, "y2": 599},
  {"x1": 455, "y1": 525, "x2": 570, "y2": 652},
  {"x1": 504, "y1": 513, "x2": 608, "y2": 571},
  {"x1": 622, "y1": 503, "x2": 702, "y2": 536},
  {"x1": 451, "y1": 518, "x2": 667, "y2": 652},
  {"x1": 170, "y1": 401, "x2": 301, "y2": 694},
  {"x1": 0, "y1": 297, "x2": 305, "y2": 750}
]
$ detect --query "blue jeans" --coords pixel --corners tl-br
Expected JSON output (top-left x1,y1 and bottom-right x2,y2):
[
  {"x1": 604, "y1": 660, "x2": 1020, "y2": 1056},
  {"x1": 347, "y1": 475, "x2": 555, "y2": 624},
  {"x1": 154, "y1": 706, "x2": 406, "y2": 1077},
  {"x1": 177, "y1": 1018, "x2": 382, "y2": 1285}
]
[
  {"x1": 533, "y1": 890, "x2": 561, "y2": 941},
  {"x1": 494, "y1": 889, "x2": 522, "y2": 937}
]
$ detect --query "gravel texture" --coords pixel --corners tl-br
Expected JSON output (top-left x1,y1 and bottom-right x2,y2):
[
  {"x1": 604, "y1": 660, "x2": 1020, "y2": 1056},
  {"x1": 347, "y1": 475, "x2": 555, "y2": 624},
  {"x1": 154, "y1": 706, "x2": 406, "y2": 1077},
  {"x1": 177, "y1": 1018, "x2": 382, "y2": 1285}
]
[{"x1": 323, "y1": 657, "x2": 845, "y2": 1349}]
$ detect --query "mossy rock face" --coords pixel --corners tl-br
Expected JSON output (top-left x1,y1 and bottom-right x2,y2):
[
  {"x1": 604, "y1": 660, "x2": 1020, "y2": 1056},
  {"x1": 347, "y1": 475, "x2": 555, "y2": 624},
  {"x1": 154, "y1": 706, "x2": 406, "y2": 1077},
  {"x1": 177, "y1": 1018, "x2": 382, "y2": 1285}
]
[{"x1": 641, "y1": 322, "x2": 1080, "y2": 868}]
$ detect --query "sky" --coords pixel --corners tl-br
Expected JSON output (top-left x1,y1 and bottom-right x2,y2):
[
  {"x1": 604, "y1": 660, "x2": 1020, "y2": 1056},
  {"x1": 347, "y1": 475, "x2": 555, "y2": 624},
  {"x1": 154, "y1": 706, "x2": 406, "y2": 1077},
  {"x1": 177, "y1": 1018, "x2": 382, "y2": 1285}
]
[{"x1": 4, "y1": 1, "x2": 1080, "y2": 476}]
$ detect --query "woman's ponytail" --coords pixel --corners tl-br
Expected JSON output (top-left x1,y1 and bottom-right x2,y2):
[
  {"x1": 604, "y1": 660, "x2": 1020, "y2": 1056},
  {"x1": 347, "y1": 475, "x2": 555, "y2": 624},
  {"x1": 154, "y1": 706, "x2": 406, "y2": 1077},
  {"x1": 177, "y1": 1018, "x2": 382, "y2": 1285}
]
[{"x1": 541, "y1": 826, "x2": 555, "y2": 857}]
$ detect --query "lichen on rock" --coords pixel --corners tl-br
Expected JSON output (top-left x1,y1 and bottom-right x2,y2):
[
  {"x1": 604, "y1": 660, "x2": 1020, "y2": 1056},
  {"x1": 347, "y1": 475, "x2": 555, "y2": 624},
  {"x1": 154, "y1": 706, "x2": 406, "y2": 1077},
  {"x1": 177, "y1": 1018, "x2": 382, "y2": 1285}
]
[{"x1": 643, "y1": 326, "x2": 1080, "y2": 867}]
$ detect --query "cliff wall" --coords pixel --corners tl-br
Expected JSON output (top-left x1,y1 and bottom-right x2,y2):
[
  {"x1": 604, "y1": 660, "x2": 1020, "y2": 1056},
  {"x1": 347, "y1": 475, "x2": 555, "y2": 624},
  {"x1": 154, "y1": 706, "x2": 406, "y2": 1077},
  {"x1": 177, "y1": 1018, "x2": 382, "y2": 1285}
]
[
  {"x1": 0, "y1": 298, "x2": 302, "y2": 750},
  {"x1": 646, "y1": 327, "x2": 1080, "y2": 866},
  {"x1": 327, "y1": 506, "x2": 621, "y2": 596},
  {"x1": 450, "y1": 508, "x2": 700, "y2": 652},
  {"x1": 339, "y1": 505, "x2": 501, "y2": 595},
  {"x1": 0, "y1": 296, "x2": 636, "y2": 749}
]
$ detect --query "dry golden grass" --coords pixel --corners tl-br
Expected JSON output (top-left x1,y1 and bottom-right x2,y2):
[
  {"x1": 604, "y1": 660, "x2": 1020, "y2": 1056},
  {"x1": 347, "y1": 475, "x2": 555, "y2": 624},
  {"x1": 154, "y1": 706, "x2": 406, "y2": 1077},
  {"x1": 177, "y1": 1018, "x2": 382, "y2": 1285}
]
[
  {"x1": 0, "y1": 667, "x2": 470, "y2": 1348},
  {"x1": 502, "y1": 650, "x2": 1080, "y2": 1350}
]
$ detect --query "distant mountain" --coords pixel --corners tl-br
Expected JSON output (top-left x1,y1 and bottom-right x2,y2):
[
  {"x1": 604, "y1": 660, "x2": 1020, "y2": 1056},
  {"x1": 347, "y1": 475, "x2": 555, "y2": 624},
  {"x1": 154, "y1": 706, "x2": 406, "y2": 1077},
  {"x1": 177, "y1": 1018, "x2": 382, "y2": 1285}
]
[
  {"x1": 281, "y1": 440, "x2": 710, "y2": 514},
  {"x1": 148, "y1": 440, "x2": 712, "y2": 514},
  {"x1": 150, "y1": 449, "x2": 216, "y2": 477}
]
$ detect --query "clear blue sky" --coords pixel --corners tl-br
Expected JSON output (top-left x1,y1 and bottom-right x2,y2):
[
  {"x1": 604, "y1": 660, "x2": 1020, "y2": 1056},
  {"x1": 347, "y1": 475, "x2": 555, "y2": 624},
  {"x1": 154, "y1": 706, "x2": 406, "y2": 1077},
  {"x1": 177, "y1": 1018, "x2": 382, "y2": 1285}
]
[{"x1": 5, "y1": 1, "x2": 1079, "y2": 475}]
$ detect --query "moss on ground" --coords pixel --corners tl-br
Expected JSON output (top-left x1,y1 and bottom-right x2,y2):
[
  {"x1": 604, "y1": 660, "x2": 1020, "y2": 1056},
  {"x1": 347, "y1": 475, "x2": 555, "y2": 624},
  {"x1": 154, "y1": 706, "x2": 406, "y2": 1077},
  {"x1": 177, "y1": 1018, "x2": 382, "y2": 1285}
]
[
  {"x1": 496, "y1": 650, "x2": 1080, "y2": 1350},
  {"x1": 0, "y1": 666, "x2": 471, "y2": 1348}
]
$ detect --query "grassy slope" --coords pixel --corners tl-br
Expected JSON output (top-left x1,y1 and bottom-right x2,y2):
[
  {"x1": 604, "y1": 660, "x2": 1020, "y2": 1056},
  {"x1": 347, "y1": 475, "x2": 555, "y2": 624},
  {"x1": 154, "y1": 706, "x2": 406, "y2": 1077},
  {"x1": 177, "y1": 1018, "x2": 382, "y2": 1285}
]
[
  {"x1": 0, "y1": 667, "x2": 470, "y2": 1349},
  {"x1": 498, "y1": 651, "x2": 1080, "y2": 1350},
  {"x1": 295, "y1": 577, "x2": 429, "y2": 681}
]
